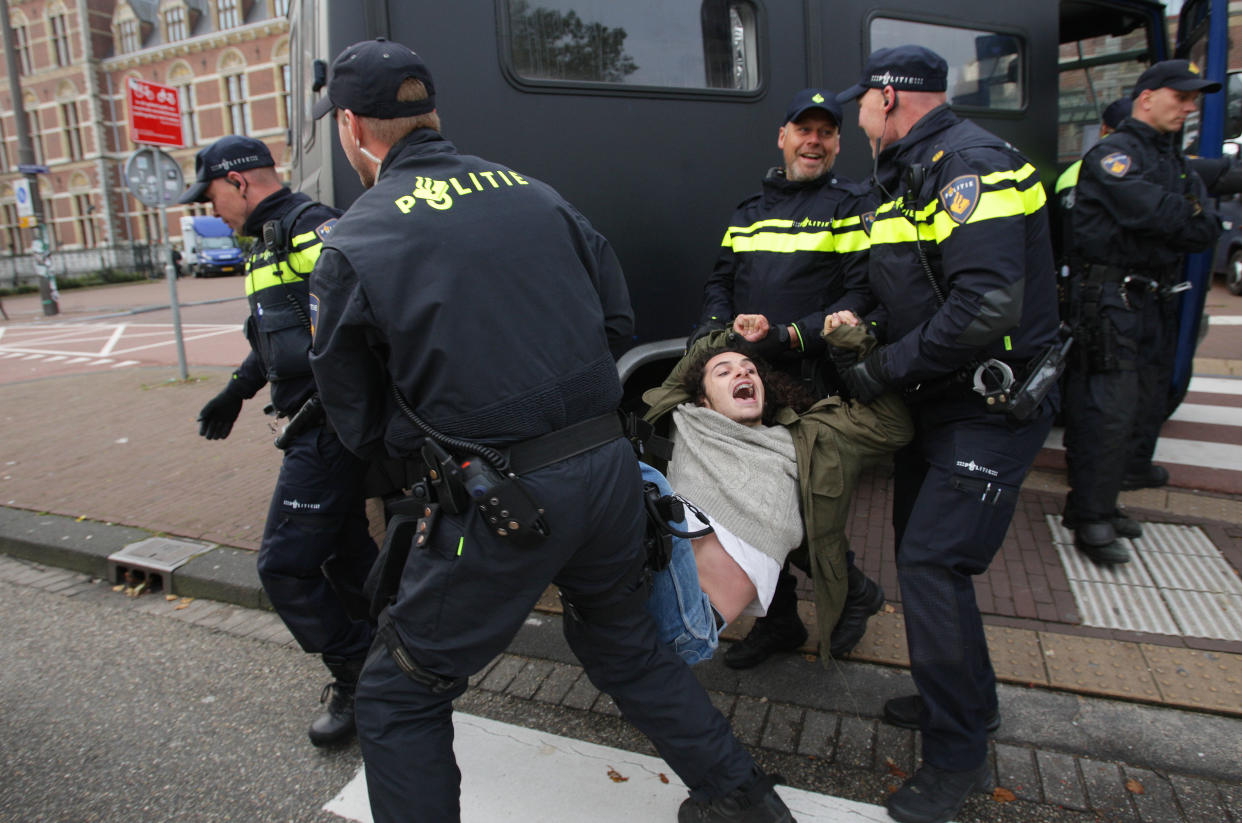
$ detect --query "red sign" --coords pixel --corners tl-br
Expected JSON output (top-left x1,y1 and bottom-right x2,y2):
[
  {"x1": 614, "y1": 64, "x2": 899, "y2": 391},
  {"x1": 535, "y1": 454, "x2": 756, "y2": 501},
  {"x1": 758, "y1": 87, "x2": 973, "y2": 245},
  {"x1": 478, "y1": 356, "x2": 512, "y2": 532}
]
[{"x1": 127, "y1": 78, "x2": 184, "y2": 147}]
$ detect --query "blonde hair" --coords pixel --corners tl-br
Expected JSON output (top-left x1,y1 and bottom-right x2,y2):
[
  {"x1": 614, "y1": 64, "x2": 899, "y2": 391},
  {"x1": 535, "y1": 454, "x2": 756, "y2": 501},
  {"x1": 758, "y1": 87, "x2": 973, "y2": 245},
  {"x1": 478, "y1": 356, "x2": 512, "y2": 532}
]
[{"x1": 358, "y1": 78, "x2": 440, "y2": 143}]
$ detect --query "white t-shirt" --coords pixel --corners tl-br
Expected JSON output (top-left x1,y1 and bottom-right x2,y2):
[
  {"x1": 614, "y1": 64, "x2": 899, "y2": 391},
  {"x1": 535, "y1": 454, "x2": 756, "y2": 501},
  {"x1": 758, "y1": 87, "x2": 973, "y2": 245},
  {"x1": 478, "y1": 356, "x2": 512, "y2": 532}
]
[{"x1": 684, "y1": 505, "x2": 782, "y2": 617}]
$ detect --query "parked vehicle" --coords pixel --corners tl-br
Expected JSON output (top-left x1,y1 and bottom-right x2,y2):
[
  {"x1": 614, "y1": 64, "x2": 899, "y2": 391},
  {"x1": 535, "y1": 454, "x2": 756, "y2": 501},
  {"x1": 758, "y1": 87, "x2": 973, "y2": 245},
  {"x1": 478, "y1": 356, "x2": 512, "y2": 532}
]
[{"x1": 179, "y1": 216, "x2": 244, "y2": 278}]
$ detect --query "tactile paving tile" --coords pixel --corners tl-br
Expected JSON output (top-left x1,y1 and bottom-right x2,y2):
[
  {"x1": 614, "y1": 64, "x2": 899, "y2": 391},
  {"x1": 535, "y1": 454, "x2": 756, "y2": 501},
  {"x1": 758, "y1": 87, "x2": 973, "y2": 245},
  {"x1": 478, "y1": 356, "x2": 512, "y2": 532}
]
[
  {"x1": 846, "y1": 610, "x2": 909, "y2": 666},
  {"x1": 984, "y1": 625, "x2": 1049, "y2": 685},
  {"x1": 1161, "y1": 590, "x2": 1242, "y2": 641},
  {"x1": 1066, "y1": 580, "x2": 1181, "y2": 635},
  {"x1": 1047, "y1": 517, "x2": 1155, "y2": 586},
  {"x1": 1039, "y1": 633, "x2": 1162, "y2": 701},
  {"x1": 1141, "y1": 643, "x2": 1242, "y2": 715},
  {"x1": 1140, "y1": 550, "x2": 1242, "y2": 594},
  {"x1": 1132, "y1": 523, "x2": 1220, "y2": 557}
]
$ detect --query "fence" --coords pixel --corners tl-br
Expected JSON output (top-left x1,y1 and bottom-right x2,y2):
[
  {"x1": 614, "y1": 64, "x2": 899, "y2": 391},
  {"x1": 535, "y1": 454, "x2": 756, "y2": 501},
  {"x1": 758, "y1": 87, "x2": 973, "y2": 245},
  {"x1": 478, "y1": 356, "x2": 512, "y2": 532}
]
[{"x1": 0, "y1": 244, "x2": 157, "y2": 288}]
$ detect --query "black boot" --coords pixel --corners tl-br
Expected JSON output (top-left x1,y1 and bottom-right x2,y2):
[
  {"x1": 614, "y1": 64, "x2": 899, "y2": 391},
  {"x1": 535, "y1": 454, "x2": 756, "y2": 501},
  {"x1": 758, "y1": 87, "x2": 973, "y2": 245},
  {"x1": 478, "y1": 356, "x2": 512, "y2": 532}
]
[
  {"x1": 1062, "y1": 499, "x2": 1142, "y2": 539},
  {"x1": 1120, "y1": 463, "x2": 1169, "y2": 491},
  {"x1": 828, "y1": 566, "x2": 885, "y2": 657},
  {"x1": 308, "y1": 655, "x2": 364, "y2": 747},
  {"x1": 678, "y1": 770, "x2": 795, "y2": 822},
  {"x1": 723, "y1": 572, "x2": 807, "y2": 670},
  {"x1": 886, "y1": 762, "x2": 993, "y2": 823},
  {"x1": 1074, "y1": 521, "x2": 1131, "y2": 565}
]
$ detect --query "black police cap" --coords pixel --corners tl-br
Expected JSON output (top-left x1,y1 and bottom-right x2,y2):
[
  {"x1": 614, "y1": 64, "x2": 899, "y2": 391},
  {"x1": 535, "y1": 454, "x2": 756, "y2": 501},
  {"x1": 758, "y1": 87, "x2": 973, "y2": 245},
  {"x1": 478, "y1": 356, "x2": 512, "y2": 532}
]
[
  {"x1": 1101, "y1": 97, "x2": 1131, "y2": 130},
  {"x1": 837, "y1": 45, "x2": 948, "y2": 103},
  {"x1": 177, "y1": 135, "x2": 274, "y2": 204},
  {"x1": 312, "y1": 38, "x2": 436, "y2": 121},
  {"x1": 783, "y1": 88, "x2": 843, "y2": 127},
  {"x1": 1131, "y1": 60, "x2": 1221, "y2": 98}
]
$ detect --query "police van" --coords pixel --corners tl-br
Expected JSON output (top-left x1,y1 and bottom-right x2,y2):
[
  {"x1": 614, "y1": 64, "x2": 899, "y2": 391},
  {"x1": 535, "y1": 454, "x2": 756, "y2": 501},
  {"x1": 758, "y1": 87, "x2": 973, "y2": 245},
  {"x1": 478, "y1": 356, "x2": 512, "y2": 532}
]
[{"x1": 288, "y1": 0, "x2": 1228, "y2": 401}]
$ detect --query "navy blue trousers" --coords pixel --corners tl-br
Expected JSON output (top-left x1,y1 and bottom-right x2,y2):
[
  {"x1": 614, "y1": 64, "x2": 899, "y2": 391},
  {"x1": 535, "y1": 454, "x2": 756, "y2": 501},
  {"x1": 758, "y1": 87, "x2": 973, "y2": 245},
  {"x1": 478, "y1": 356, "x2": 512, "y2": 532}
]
[
  {"x1": 355, "y1": 439, "x2": 756, "y2": 823},
  {"x1": 892, "y1": 397, "x2": 1053, "y2": 771},
  {"x1": 258, "y1": 425, "x2": 376, "y2": 661}
]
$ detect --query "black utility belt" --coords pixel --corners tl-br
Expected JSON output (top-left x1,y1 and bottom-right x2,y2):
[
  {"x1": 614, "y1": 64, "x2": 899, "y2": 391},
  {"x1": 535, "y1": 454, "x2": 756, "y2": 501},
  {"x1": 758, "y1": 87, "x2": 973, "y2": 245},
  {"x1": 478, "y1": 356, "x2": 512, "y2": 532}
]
[{"x1": 1077, "y1": 263, "x2": 1174, "y2": 285}]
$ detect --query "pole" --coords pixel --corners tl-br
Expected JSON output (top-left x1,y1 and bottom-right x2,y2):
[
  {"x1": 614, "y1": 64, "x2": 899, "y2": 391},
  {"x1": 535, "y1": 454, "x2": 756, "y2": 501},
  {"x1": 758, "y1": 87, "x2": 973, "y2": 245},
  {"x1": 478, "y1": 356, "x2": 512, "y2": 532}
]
[
  {"x1": 0, "y1": 0, "x2": 57, "y2": 315},
  {"x1": 150, "y1": 147, "x2": 188, "y2": 380}
]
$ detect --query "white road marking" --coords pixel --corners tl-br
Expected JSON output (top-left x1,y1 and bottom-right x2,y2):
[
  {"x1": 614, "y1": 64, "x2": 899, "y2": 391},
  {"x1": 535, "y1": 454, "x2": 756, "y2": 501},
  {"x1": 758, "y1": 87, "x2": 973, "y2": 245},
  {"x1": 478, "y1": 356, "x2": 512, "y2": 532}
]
[
  {"x1": 1170, "y1": 403, "x2": 1242, "y2": 426},
  {"x1": 100, "y1": 323, "x2": 127, "y2": 356},
  {"x1": 324, "y1": 713, "x2": 898, "y2": 823},
  {"x1": 1045, "y1": 428, "x2": 1242, "y2": 471},
  {"x1": 1188, "y1": 376, "x2": 1242, "y2": 396}
]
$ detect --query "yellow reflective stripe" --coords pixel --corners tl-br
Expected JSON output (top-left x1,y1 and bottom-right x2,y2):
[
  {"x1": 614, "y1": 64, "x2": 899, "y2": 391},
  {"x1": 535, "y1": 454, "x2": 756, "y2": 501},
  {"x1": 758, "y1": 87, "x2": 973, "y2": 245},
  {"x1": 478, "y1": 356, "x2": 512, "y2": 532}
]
[
  {"x1": 246, "y1": 261, "x2": 304, "y2": 295},
  {"x1": 291, "y1": 229, "x2": 319, "y2": 247},
  {"x1": 870, "y1": 214, "x2": 929, "y2": 245},
  {"x1": 833, "y1": 225, "x2": 872, "y2": 253},
  {"x1": 728, "y1": 230, "x2": 835, "y2": 253},
  {"x1": 929, "y1": 183, "x2": 1045, "y2": 243},
  {"x1": 723, "y1": 218, "x2": 836, "y2": 249},
  {"x1": 980, "y1": 163, "x2": 1038, "y2": 187},
  {"x1": 287, "y1": 242, "x2": 324, "y2": 274}
]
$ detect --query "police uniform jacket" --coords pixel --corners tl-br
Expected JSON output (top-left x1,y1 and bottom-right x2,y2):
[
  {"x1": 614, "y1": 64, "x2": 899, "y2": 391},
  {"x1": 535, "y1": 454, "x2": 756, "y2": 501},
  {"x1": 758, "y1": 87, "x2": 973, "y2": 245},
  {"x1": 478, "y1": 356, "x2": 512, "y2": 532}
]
[
  {"x1": 227, "y1": 188, "x2": 340, "y2": 415},
  {"x1": 699, "y1": 169, "x2": 871, "y2": 356},
  {"x1": 640, "y1": 327, "x2": 912, "y2": 658},
  {"x1": 865, "y1": 104, "x2": 1059, "y2": 386},
  {"x1": 1071, "y1": 117, "x2": 1220, "y2": 274},
  {"x1": 309, "y1": 129, "x2": 635, "y2": 460}
]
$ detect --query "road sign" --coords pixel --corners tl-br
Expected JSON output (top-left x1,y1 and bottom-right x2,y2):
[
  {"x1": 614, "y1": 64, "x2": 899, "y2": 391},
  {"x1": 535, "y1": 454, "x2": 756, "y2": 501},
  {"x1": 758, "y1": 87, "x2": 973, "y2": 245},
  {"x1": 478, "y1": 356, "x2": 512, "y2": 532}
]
[
  {"x1": 127, "y1": 78, "x2": 184, "y2": 147},
  {"x1": 17, "y1": 163, "x2": 50, "y2": 175},
  {"x1": 14, "y1": 178, "x2": 33, "y2": 218},
  {"x1": 124, "y1": 147, "x2": 185, "y2": 207}
]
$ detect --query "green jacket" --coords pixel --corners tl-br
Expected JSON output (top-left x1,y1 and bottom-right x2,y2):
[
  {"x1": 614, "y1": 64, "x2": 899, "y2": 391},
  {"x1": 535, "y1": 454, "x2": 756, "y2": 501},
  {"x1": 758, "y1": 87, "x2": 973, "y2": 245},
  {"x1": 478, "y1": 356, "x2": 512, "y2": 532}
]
[{"x1": 641, "y1": 325, "x2": 913, "y2": 659}]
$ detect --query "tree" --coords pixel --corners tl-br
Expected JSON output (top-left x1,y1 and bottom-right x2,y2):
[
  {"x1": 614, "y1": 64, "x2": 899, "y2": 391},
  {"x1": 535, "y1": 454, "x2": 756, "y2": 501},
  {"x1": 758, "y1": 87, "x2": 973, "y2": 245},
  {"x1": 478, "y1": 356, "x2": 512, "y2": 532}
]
[{"x1": 509, "y1": 1, "x2": 638, "y2": 83}]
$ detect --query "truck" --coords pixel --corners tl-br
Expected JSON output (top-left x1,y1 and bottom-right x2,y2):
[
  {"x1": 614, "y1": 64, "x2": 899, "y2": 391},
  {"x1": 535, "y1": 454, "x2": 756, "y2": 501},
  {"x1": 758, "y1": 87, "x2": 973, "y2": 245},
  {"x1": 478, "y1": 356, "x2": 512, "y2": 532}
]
[
  {"x1": 287, "y1": 0, "x2": 1231, "y2": 404},
  {"x1": 178, "y1": 215, "x2": 244, "y2": 278}
]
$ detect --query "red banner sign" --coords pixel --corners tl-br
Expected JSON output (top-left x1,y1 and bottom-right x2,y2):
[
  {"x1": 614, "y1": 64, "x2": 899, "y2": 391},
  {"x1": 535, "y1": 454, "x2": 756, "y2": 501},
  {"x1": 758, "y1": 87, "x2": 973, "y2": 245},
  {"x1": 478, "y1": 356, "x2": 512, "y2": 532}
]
[{"x1": 127, "y1": 78, "x2": 184, "y2": 147}]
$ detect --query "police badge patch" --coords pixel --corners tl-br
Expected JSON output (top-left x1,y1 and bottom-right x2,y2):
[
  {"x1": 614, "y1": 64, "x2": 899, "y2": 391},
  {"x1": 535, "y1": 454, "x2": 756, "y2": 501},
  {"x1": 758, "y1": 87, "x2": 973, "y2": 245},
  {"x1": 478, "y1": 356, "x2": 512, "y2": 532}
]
[
  {"x1": 860, "y1": 211, "x2": 876, "y2": 236},
  {"x1": 308, "y1": 292, "x2": 319, "y2": 338},
  {"x1": 315, "y1": 218, "x2": 338, "y2": 242},
  {"x1": 939, "y1": 175, "x2": 980, "y2": 225},
  {"x1": 1100, "y1": 152, "x2": 1132, "y2": 178}
]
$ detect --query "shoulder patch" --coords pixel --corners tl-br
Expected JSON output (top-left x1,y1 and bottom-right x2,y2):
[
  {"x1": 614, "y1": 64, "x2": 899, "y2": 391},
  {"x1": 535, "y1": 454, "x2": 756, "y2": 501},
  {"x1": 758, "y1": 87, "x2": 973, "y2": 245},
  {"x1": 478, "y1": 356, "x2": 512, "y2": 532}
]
[
  {"x1": 1100, "y1": 152, "x2": 1132, "y2": 178},
  {"x1": 308, "y1": 292, "x2": 319, "y2": 339},
  {"x1": 314, "y1": 218, "x2": 338, "y2": 242},
  {"x1": 860, "y1": 211, "x2": 876, "y2": 236},
  {"x1": 938, "y1": 174, "x2": 980, "y2": 225}
]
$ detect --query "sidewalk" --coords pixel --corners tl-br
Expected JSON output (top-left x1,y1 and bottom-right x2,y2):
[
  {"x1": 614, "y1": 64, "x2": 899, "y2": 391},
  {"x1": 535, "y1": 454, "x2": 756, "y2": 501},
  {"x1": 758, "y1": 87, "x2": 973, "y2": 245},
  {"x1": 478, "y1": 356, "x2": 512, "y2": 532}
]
[{"x1": 2, "y1": 283, "x2": 1241, "y2": 821}]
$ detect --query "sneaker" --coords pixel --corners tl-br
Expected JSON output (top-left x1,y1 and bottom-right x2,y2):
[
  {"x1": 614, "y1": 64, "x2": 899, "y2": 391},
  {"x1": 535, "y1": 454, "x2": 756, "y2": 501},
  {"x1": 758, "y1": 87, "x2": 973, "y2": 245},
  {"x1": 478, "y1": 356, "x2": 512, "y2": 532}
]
[
  {"x1": 1061, "y1": 503, "x2": 1142, "y2": 539},
  {"x1": 723, "y1": 613, "x2": 808, "y2": 670},
  {"x1": 1073, "y1": 521, "x2": 1131, "y2": 565},
  {"x1": 678, "y1": 771, "x2": 795, "y2": 822},
  {"x1": 828, "y1": 568, "x2": 885, "y2": 657},
  {"x1": 1120, "y1": 464, "x2": 1169, "y2": 491},
  {"x1": 882, "y1": 694, "x2": 1000, "y2": 734},
  {"x1": 885, "y1": 762, "x2": 993, "y2": 823}
]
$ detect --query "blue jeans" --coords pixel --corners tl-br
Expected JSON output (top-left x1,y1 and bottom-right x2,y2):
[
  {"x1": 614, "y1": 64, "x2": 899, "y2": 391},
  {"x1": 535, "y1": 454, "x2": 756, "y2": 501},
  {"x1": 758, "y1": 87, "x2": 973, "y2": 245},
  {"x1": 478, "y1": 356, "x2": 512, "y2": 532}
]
[{"x1": 640, "y1": 462, "x2": 720, "y2": 665}]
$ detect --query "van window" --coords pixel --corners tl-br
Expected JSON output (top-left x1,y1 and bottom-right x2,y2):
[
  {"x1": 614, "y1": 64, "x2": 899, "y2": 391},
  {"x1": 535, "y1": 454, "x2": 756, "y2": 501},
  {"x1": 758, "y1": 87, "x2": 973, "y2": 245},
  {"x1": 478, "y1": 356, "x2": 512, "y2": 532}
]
[
  {"x1": 503, "y1": 0, "x2": 759, "y2": 91},
  {"x1": 870, "y1": 18, "x2": 1023, "y2": 111}
]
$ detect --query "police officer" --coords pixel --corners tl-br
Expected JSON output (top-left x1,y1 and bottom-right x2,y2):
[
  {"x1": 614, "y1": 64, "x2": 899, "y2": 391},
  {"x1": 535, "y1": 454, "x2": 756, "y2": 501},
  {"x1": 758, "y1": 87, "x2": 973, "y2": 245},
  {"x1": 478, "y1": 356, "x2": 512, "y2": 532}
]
[
  {"x1": 694, "y1": 89, "x2": 883, "y2": 671},
  {"x1": 180, "y1": 136, "x2": 377, "y2": 747},
  {"x1": 835, "y1": 46, "x2": 1060, "y2": 823},
  {"x1": 1062, "y1": 61, "x2": 1221, "y2": 564},
  {"x1": 1054, "y1": 97, "x2": 1131, "y2": 223},
  {"x1": 306, "y1": 39, "x2": 793, "y2": 823}
]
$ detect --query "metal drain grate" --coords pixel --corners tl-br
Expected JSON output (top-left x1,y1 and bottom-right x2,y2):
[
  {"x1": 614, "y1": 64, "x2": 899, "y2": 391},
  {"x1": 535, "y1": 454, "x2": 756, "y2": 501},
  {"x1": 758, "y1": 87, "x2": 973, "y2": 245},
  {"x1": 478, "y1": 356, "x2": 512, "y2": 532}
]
[
  {"x1": 1046, "y1": 516, "x2": 1242, "y2": 641},
  {"x1": 107, "y1": 536, "x2": 213, "y2": 593}
]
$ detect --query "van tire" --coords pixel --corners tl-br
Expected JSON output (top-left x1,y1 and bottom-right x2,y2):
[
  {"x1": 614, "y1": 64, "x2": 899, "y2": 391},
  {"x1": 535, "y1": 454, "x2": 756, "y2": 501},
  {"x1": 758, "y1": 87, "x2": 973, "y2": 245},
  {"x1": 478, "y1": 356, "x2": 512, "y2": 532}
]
[{"x1": 1229, "y1": 249, "x2": 1242, "y2": 295}]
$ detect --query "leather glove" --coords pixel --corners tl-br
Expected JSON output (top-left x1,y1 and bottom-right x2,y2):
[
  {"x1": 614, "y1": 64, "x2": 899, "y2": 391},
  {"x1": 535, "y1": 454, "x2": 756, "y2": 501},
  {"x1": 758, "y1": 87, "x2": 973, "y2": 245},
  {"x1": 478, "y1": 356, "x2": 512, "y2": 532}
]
[
  {"x1": 688, "y1": 317, "x2": 727, "y2": 347},
  {"x1": 198, "y1": 389, "x2": 244, "y2": 440},
  {"x1": 732, "y1": 323, "x2": 791, "y2": 363},
  {"x1": 835, "y1": 346, "x2": 889, "y2": 404}
]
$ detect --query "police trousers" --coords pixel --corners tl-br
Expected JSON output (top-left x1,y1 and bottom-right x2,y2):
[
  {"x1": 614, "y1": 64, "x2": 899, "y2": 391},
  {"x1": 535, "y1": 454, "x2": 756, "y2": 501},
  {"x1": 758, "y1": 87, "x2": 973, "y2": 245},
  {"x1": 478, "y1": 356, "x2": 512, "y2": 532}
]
[
  {"x1": 1063, "y1": 285, "x2": 1165, "y2": 521},
  {"x1": 355, "y1": 439, "x2": 756, "y2": 823},
  {"x1": 892, "y1": 396, "x2": 1053, "y2": 771},
  {"x1": 258, "y1": 425, "x2": 377, "y2": 661}
]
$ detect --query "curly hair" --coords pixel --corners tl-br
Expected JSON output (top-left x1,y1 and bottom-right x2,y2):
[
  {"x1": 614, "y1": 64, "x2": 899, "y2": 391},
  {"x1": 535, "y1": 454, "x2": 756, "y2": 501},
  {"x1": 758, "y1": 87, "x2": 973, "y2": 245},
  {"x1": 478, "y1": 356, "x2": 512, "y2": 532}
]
[{"x1": 679, "y1": 345, "x2": 818, "y2": 423}]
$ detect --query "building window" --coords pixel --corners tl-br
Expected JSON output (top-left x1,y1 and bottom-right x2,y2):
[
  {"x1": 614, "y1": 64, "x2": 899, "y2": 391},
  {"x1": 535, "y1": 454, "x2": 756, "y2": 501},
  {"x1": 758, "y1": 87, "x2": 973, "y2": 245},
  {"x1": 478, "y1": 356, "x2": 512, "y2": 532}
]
[
  {"x1": 30, "y1": 109, "x2": 44, "y2": 165},
  {"x1": 179, "y1": 84, "x2": 198, "y2": 146},
  {"x1": 273, "y1": 0, "x2": 289, "y2": 16},
  {"x1": 166, "y1": 7, "x2": 186, "y2": 41},
  {"x1": 3, "y1": 204, "x2": 23, "y2": 255},
  {"x1": 75, "y1": 195, "x2": 97, "y2": 247},
  {"x1": 15, "y1": 25, "x2": 33, "y2": 74},
  {"x1": 219, "y1": 0, "x2": 240, "y2": 29},
  {"x1": 0, "y1": 116, "x2": 7, "y2": 173},
  {"x1": 224, "y1": 73, "x2": 252, "y2": 133},
  {"x1": 62, "y1": 102, "x2": 83, "y2": 161},
  {"x1": 279, "y1": 63, "x2": 291, "y2": 126},
  {"x1": 51, "y1": 14, "x2": 72, "y2": 67},
  {"x1": 119, "y1": 19, "x2": 140, "y2": 53}
]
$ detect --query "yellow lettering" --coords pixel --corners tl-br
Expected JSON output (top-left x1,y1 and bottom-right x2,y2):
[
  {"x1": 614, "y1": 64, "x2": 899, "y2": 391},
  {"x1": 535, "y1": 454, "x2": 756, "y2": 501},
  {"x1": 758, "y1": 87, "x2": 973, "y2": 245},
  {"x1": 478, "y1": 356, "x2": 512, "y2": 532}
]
[
  {"x1": 510, "y1": 171, "x2": 529, "y2": 185},
  {"x1": 496, "y1": 170, "x2": 513, "y2": 186},
  {"x1": 480, "y1": 171, "x2": 499, "y2": 188},
  {"x1": 395, "y1": 195, "x2": 417, "y2": 214},
  {"x1": 468, "y1": 173, "x2": 483, "y2": 191},
  {"x1": 450, "y1": 177, "x2": 473, "y2": 196}
]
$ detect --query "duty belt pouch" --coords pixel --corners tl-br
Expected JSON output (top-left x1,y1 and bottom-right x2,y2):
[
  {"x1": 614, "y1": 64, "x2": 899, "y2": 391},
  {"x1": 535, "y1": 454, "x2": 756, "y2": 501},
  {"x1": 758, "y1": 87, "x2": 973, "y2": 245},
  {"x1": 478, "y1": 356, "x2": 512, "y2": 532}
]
[
  {"x1": 475, "y1": 475, "x2": 549, "y2": 550},
  {"x1": 364, "y1": 505, "x2": 439, "y2": 620}
]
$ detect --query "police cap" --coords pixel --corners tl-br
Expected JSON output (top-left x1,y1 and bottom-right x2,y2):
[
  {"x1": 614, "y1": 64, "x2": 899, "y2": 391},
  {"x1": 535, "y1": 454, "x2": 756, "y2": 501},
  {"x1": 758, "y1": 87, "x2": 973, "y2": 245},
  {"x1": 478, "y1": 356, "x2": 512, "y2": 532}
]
[
  {"x1": 312, "y1": 38, "x2": 436, "y2": 121},
  {"x1": 837, "y1": 45, "x2": 948, "y2": 102},
  {"x1": 177, "y1": 135, "x2": 274, "y2": 204},
  {"x1": 1131, "y1": 60, "x2": 1221, "y2": 97},
  {"x1": 783, "y1": 88, "x2": 843, "y2": 127},
  {"x1": 1101, "y1": 97, "x2": 1131, "y2": 130}
]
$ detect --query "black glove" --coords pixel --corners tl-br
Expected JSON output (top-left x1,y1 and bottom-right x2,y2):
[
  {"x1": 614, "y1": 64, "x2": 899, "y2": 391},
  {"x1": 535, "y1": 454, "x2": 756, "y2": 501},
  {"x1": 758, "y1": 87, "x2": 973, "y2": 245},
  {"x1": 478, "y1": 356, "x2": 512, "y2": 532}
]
[
  {"x1": 836, "y1": 346, "x2": 889, "y2": 404},
  {"x1": 198, "y1": 389, "x2": 244, "y2": 440},
  {"x1": 733, "y1": 323, "x2": 791, "y2": 362},
  {"x1": 688, "y1": 317, "x2": 727, "y2": 347}
]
